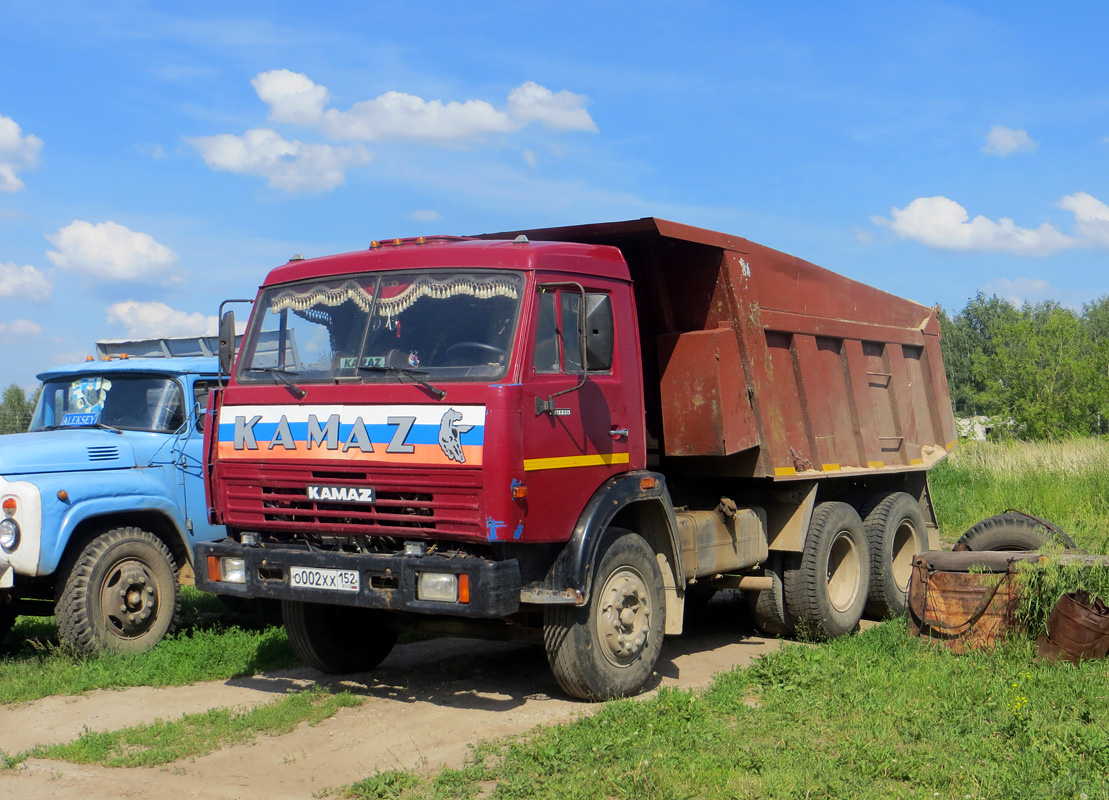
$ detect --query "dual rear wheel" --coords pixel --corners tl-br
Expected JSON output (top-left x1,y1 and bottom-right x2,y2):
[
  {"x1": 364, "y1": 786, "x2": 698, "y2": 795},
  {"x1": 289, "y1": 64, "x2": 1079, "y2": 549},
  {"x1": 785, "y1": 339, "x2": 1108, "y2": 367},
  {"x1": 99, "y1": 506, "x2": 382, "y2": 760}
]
[{"x1": 749, "y1": 492, "x2": 927, "y2": 638}]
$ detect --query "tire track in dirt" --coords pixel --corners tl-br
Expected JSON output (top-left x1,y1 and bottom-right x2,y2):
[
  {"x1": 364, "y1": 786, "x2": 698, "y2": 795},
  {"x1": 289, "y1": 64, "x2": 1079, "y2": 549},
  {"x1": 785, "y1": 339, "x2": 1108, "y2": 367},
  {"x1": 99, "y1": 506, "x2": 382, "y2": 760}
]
[{"x1": 0, "y1": 594, "x2": 784, "y2": 800}]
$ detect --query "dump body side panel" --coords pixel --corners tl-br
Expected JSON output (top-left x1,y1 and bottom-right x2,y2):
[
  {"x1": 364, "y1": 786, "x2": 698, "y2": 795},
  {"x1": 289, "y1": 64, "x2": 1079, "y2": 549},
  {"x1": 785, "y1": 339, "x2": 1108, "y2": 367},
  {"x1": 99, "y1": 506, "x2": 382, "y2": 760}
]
[{"x1": 477, "y1": 218, "x2": 956, "y2": 481}]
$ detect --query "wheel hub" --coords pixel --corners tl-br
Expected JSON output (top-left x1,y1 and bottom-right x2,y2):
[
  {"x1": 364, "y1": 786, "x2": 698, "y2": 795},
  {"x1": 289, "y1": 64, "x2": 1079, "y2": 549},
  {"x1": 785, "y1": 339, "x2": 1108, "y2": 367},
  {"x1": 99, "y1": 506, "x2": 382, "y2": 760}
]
[
  {"x1": 100, "y1": 561, "x2": 160, "y2": 639},
  {"x1": 596, "y1": 568, "x2": 652, "y2": 667}
]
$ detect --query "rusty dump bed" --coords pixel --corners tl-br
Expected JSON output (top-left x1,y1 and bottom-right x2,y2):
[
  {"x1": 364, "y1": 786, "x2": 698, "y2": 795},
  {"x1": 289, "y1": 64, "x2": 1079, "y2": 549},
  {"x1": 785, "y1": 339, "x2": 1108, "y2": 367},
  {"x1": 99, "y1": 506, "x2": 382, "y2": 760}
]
[{"x1": 479, "y1": 217, "x2": 957, "y2": 481}]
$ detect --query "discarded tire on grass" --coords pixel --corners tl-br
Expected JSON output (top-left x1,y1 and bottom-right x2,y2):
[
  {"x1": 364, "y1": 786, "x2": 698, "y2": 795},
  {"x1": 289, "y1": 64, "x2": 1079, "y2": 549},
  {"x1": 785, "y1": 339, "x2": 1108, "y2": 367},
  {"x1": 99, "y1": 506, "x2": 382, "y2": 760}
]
[{"x1": 954, "y1": 512, "x2": 1076, "y2": 552}]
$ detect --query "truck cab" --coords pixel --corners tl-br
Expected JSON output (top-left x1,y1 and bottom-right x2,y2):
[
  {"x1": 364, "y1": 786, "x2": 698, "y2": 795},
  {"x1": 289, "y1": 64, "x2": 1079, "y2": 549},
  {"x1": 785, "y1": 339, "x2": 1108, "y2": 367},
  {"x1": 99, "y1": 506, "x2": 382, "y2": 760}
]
[{"x1": 0, "y1": 337, "x2": 225, "y2": 653}]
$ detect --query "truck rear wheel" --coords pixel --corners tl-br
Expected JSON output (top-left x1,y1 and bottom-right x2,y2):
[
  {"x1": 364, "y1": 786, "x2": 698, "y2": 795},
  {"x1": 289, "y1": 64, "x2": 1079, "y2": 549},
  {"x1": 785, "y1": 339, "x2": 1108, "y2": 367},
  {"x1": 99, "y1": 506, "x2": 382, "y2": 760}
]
[
  {"x1": 56, "y1": 527, "x2": 180, "y2": 655},
  {"x1": 745, "y1": 553, "x2": 793, "y2": 636},
  {"x1": 544, "y1": 529, "x2": 665, "y2": 701},
  {"x1": 282, "y1": 601, "x2": 398, "y2": 674},
  {"x1": 859, "y1": 492, "x2": 926, "y2": 619},
  {"x1": 784, "y1": 502, "x2": 868, "y2": 640}
]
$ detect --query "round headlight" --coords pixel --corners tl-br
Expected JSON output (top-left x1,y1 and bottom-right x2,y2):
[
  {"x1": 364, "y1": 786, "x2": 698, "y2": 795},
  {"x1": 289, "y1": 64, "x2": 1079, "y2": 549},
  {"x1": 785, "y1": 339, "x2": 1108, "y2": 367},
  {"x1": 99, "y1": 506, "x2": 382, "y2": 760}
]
[{"x1": 0, "y1": 518, "x2": 19, "y2": 553}]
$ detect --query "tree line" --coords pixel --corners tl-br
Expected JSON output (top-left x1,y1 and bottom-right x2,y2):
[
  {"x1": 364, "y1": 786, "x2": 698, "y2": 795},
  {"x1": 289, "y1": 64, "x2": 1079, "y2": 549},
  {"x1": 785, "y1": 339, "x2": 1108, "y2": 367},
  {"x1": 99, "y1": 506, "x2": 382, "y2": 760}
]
[
  {"x1": 0, "y1": 384, "x2": 38, "y2": 435},
  {"x1": 939, "y1": 293, "x2": 1109, "y2": 440}
]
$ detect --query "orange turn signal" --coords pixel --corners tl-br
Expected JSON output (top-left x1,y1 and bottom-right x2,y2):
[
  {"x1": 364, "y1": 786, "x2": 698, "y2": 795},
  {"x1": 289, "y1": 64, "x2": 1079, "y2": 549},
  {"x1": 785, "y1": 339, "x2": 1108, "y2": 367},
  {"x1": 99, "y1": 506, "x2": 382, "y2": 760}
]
[
  {"x1": 458, "y1": 573, "x2": 470, "y2": 604},
  {"x1": 511, "y1": 483, "x2": 528, "y2": 500},
  {"x1": 640, "y1": 476, "x2": 657, "y2": 491},
  {"x1": 207, "y1": 555, "x2": 221, "y2": 583}
]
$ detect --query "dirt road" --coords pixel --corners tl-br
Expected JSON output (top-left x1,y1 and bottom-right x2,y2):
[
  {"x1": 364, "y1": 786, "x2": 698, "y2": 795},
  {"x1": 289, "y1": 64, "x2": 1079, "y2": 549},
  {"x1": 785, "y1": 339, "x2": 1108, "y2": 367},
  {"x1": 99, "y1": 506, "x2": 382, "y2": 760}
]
[{"x1": 0, "y1": 594, "x2": 784, "y2": 800}]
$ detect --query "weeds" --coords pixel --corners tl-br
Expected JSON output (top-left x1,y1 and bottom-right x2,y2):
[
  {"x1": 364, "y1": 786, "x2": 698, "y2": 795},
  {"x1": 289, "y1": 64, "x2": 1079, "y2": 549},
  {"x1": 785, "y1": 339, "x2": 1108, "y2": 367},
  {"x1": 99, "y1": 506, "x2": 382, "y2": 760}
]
[{"x1": 0, "y1": 588, "x2": 294, "y2": 703}]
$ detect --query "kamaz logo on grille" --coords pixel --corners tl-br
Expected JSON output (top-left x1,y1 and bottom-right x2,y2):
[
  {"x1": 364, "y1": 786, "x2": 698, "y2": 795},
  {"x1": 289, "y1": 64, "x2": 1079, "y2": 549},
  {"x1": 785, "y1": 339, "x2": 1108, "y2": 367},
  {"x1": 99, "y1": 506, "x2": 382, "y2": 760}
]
[{"x1": 307, "y1": 485, "x2": 376, "y2": 503}]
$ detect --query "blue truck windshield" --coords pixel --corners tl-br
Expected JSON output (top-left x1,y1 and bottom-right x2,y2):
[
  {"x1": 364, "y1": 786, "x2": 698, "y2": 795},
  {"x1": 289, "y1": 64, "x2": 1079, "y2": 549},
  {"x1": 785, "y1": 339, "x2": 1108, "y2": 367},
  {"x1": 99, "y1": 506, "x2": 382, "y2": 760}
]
[
  {"x1": 238, "y1": 271, "x2": 524, "y2": 384},
  {"x1": 30, "y1": 375, "x2": 187, "y2": 433}
]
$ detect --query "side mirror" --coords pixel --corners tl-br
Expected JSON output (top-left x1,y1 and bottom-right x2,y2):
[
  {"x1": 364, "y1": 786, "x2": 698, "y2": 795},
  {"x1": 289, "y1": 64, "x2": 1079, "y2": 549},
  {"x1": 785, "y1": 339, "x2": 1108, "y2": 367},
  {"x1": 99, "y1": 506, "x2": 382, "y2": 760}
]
[
  {"x1": 584, "y1": 294, "x2": 614, "y2": 371},
  {"x1": 218, "y1": 311, "x2": 236, "y2": 376}
]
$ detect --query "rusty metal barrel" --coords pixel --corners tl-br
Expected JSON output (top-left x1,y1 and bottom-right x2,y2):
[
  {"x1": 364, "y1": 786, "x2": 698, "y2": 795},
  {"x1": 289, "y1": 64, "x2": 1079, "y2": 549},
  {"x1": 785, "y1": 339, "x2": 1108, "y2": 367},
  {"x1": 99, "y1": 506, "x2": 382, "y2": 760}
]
[{"x1": 907, "y1": 551, "x2": 1041, "y2": 652}]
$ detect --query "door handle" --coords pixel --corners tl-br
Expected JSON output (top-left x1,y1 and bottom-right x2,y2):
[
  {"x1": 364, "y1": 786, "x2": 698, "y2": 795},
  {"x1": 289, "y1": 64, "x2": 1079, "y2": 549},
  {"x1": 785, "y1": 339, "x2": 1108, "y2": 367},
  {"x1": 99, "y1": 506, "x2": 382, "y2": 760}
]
[{"x1": 610, "y1": 427, "x2": 629, "y2": 440}]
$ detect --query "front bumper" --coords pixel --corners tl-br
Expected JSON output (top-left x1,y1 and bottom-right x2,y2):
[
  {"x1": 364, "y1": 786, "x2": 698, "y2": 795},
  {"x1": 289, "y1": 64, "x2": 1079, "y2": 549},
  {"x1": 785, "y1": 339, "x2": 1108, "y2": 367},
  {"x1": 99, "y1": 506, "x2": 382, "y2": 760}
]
[{"x1": 195, "y1": 539, "x2": 521, "y2": 618}]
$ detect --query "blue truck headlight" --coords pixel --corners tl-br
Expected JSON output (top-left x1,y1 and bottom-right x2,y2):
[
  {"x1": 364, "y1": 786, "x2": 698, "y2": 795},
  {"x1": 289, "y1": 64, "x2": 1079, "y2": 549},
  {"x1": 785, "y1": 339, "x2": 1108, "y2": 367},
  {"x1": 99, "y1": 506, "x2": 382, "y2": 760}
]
[{"x1": 0, "y1": 518, "x2": 20, "y2": 553}]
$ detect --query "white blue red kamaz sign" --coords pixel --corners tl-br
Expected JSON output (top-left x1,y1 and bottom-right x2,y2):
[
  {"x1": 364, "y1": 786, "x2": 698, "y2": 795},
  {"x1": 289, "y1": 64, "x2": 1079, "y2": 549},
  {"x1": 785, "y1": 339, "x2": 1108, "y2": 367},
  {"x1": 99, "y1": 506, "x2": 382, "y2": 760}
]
[{"x1": 216, "y1": 405, "x2": 485, "y2": 466}]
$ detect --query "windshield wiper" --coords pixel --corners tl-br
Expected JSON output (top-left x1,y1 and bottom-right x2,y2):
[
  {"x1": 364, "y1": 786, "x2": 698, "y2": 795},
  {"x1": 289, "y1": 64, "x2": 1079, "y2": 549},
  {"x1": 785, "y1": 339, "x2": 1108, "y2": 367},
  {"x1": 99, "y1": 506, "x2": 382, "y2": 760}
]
[
  {"x1": 250, "y1": 366, "x2": 307, "y2": 399},
  {"x1": 40, "y1": 422, "x2": 123, "y2": 434},
  {"x1": 358, "y1": 366, "x2": 446, "y2": 400}
]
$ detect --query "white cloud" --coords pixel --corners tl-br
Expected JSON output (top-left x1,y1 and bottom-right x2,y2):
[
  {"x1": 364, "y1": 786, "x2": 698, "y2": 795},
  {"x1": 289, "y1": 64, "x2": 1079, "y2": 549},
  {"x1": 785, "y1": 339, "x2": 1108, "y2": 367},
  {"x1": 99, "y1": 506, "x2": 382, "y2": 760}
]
[
  {"x1": 189, "y1": 128, "x2": 370, "y2": 193},
  {"x1": 0, "y1": 319, "x2": 42, "y2": 339},
  {"x1": 45, "y1": 220, "x2": 179, "y2": 282},
  {"x1": 876, "y1": 196, "x2": 1078, "y2": 255},
  {"x1": 107, "y1": 300, "x2": 217, "y2": 338},
  {"x1": 192, "y1": 72, "x2": 597, "y2": 194},
  {"x1": 251, "y1": 70, "x2": 596, "y2": 142},
  {"x1": 981, "y1": 277, "x2": 1052, "y2": 307},
  {"x1": 522, "y1": 149, "x2": 537, "y2": 167},
  {"x1": 252, "y1": 69, "x2": 330, "y2": 125},
  {"x1": 0, "y1": 114, "x2": 43, "y2": 192},
  {"x1": 507, "y1": 82, "x2": 598, "y2": 132},
  {"x1": 982, "y1": 125, "x2": 1038, "y2": 157},
  {"x1": 0, "y1": 261, "x2": 52, "y2": 301},
  {"x1": 409, "y1": 209, "x2": 441, "y2": 222},
  {"x1": 983, "y1": 125, "x2": 1038, "y2": 157},
  {"x1": 1058, "y1": 192, "x2": 1109, "y2": 246}
]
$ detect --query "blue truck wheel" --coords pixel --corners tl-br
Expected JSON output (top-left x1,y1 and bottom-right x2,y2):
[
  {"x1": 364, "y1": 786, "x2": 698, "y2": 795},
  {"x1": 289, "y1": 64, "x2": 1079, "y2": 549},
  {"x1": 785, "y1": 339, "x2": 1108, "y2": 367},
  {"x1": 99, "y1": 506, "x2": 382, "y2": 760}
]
[{"x1": 56, "y1": 527, "x2": 180, "y2": 655}]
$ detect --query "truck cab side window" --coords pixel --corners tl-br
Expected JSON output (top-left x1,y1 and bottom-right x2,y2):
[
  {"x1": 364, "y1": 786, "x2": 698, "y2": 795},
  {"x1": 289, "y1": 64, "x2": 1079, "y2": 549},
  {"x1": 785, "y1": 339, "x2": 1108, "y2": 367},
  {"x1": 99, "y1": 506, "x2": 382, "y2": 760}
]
[
  {"x1": 533, "y1": 293, "x2": 561, "y2": 374},
  {"x1": 533, "y1": 290, "x2": 612, "y2": 375}
]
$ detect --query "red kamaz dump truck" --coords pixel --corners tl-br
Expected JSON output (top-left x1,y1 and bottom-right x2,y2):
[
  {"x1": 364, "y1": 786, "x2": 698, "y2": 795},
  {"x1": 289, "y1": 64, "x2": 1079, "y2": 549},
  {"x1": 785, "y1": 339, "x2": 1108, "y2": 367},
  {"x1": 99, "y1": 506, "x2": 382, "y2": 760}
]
[{"x1": 195, "y1": 218, "x2": 956, "y2": 699}]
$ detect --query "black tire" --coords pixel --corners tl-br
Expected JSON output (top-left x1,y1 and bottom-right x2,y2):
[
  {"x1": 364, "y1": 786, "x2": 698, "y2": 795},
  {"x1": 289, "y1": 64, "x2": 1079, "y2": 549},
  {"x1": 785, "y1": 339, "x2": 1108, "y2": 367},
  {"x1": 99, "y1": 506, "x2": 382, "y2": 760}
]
[
  {"x1": 0, "y1": 602, "x2": 14, "y2": 643},
  {"x1": 56, "y1": 527, "x2": 180, "y2": 655},
  {"x1": 784, "y1": 502, "x2": 868, "y2": 641},
  {"x1": 544, "y1": 528, "x2": 666, "y2": 701},
  {"x1": 859, "y1": 492, "x2": 927, "y2": 619},
  {"x1": 282, "y1": 601, "x2": 398, "y2": 674},
  {"x1": 746, "y1": 553, "x2": 794, "y2": 636},
  {"x1": 684, "y1": 583, "x2": 718, "y2": 609},
  {"x1": 955, "y1": 512, "x2": 1074, "y2": 552}
]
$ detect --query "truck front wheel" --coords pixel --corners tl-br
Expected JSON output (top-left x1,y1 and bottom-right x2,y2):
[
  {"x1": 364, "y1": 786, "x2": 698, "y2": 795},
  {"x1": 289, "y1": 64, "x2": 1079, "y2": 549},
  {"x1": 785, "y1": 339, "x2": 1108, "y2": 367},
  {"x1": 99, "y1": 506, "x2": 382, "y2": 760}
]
[
  {"x1": 282, "y1": 601, "x2": 399, "y2": 674},
  {"x1": 544, "y1": 529, "x2": 665, "y2": 701},
  {"x1": 57, "y1": 527, "x2": 180, "y2": 654},
  {"x1": 784, "y1": 502, "x2": 868, "y2": 640}
]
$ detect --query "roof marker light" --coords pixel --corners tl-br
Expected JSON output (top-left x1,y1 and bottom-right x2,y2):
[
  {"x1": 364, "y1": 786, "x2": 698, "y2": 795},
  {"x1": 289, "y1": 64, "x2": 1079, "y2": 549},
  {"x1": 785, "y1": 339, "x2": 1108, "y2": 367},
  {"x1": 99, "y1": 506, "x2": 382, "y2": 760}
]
[
  {"x1": 370, "y1": 240, "x2": 381, "y2": 249},
  {"x1": 393, "y1": 238, "x2": 403, "y2": 246}
]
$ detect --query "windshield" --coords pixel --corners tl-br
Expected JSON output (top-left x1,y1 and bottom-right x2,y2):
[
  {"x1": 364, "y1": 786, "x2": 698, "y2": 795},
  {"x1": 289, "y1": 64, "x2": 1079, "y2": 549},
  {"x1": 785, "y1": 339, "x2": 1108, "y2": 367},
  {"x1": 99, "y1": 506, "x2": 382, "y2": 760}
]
[
  {"x1": 30, "y1": 374, "x2": 187, "y2": 433},
  {"x1": 238, "y1": 271, "x2": 524, "y2": 384}
]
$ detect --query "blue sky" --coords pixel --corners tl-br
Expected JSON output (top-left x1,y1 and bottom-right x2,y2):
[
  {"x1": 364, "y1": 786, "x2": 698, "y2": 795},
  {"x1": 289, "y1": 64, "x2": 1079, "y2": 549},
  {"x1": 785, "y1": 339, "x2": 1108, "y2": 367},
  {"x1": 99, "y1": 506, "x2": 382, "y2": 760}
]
[{"x1": 2, "y1": 1, "x2": 1108, "y2": 390}]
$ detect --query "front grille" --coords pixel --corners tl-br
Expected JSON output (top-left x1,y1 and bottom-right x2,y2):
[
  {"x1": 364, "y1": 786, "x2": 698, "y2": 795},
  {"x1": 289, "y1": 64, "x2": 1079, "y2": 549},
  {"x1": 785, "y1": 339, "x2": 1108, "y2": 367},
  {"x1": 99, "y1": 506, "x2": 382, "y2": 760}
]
[
  {"x1": 219, "y1": 464, "x2": 483, "y2": 539},
  {"x1": 87, "y1": 446, "x2": 120, "y2": 462}
]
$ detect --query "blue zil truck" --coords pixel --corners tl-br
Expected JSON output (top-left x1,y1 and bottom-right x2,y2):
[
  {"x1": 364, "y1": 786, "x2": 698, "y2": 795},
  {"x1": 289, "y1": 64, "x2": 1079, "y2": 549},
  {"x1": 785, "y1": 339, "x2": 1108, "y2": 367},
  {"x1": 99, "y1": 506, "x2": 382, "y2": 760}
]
[{"x1": 0, "y1": 337, "x2": 226, "y2": 653}]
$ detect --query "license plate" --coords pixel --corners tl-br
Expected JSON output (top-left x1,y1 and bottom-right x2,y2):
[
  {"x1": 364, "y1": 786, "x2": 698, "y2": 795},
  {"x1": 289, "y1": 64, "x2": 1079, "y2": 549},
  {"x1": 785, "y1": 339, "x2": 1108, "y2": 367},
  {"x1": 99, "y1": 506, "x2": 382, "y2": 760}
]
[{"x1": 289, "y1": 566, "x2": 360, "y2": 592}]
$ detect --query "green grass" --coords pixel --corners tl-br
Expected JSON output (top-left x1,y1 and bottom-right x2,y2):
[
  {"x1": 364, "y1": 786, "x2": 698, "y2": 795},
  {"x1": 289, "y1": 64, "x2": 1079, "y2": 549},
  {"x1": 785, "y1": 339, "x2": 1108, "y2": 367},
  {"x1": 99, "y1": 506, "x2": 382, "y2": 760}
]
[
  {"x1": 0, "y1": 587, "x2": 295, "y2": 704},
  {"x1": 2, "y1": 687, "x2": 361, "y2": 769},
  {"x1": 931, "y1": 438, "x2": 1109, "y2": 551},
  {"x1": 335, "y1": 623, "x2": 1109, "y2": 800}
]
